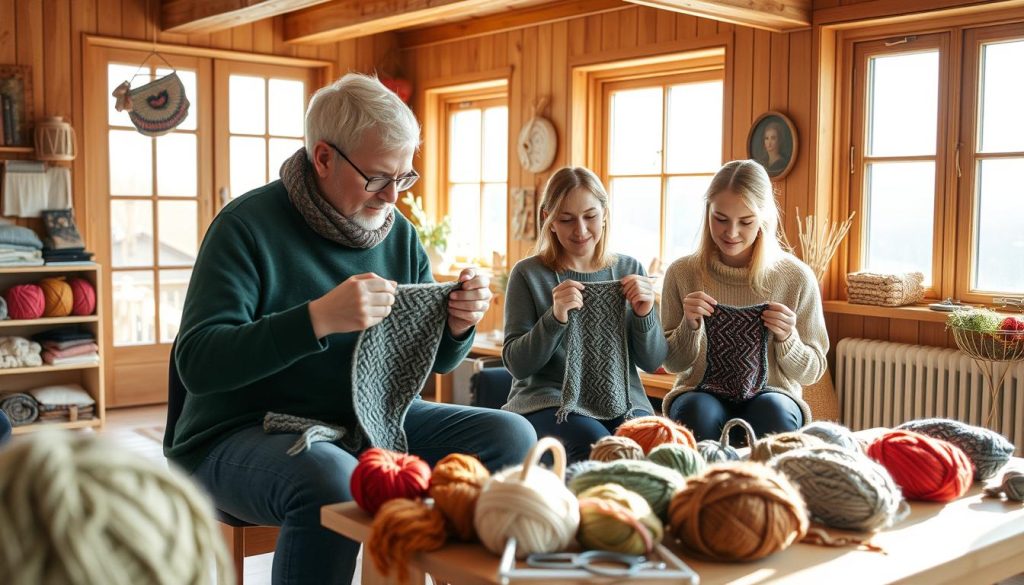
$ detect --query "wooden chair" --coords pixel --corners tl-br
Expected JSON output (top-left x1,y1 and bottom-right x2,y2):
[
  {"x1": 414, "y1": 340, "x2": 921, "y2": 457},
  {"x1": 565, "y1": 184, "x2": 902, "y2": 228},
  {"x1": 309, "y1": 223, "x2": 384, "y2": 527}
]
[
  {"x1": 166, "y1": 343, "x2": 279, "y2": 585},
  {"x1": 802, "y1": 366, "x2": 840, "y2": 422}
]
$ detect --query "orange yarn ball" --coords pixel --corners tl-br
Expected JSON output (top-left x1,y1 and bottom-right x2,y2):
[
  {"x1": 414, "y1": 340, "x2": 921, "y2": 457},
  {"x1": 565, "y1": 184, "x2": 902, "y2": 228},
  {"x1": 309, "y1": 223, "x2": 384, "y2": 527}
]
[
  {"x1": 867, "y1": 429, "x2": 972, "y2": 502},
  {"x1": 367, "y1": 498, "x2": 447, "y2": 584},
  {"x1": 38, "y1": 277, "x2": 73, "y2": 317},
  {"x1": 350, "y1": 448, "x2": 431, "y2": 515},
  {"x1": 615, "y1": 415, "x2": 696, "y2": 454},
  {"x1": 668, "y1": 462, "x2": 809, "y2": 562},
  {"x1": 429, "y1": 453, "x2": 491, "y2": 541}
]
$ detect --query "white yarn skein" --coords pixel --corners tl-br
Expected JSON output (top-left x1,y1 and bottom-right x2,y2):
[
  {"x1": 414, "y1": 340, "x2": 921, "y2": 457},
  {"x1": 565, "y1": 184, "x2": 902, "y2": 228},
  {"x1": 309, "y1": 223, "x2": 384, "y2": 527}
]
[{"x1": 474, "y1": 437, "x2": 580, "y2": 558}]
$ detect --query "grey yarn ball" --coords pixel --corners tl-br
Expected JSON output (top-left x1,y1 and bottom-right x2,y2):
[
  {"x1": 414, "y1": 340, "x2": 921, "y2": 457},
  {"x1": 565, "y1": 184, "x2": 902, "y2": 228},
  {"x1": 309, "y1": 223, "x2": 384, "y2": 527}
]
[
  {"x1": 696, "y1": 439, "x2": 741, "y2": 463},
  {"x1": 897, "y1": 418, "x2": 1014, "y2": 480},
  {"x1": 770, "y1": 446, "x2": 906, "y2": 532},
  {"x1": 566, "y1": 459, "x2": 603, "y2": 483},
  {"x1": 801, "y1": 421, "x2": 862, "y2": 453}
]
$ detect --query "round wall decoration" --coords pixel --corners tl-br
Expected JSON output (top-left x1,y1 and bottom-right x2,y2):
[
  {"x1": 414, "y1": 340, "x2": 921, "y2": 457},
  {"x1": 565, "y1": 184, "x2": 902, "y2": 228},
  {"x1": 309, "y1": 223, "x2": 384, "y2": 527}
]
[{"x1": 517, "y1": 96, "x2": 557, "y2": 174}]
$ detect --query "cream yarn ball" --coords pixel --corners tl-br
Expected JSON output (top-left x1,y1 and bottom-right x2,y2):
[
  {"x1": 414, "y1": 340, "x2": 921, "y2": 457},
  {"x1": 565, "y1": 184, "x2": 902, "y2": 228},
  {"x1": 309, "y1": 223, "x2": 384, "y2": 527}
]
[{"x1": 474, "y1": 437, "x2": 580, "y2": 558}]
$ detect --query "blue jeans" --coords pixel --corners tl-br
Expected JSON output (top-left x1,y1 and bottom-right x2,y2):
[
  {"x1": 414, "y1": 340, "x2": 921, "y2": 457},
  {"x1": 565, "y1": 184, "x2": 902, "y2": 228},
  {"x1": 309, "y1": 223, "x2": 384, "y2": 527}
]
[
  {"x1": 524, "y1": 407, "x2": 652, "y2": 464},
  {"x1": 190, "y1": 399, "x2": 536, "y2": 585},
  {"x1": 667, "y1": 391, "x2": 803, "y2": 444}
]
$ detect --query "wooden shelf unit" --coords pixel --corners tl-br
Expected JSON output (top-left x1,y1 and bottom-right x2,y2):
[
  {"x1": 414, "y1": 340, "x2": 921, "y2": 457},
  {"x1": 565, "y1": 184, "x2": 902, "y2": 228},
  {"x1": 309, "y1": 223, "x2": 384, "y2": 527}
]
[{"x1": 0, "y1": 264, "x2": 105, "y2": 434}]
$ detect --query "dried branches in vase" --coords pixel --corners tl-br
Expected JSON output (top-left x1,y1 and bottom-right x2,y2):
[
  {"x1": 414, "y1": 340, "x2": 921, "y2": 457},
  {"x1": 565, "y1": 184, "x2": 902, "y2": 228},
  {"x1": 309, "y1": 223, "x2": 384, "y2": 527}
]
[{"x1": 796, "y1": 208, "x2": 855, "y2": 283}]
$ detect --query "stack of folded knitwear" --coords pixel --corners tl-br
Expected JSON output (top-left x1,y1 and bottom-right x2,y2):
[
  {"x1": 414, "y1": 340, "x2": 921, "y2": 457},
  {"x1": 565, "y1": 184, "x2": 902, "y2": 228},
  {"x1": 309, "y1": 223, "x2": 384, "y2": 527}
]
[
  {"x1": 33, "y1": 327, "x2": 98, "y2": 366},
  {"x1": 846, "y1": 271, "x2": 925, "y2": 307},
  {"x1": 30, "y1": 384, "x2": 95, "y2": 422}
]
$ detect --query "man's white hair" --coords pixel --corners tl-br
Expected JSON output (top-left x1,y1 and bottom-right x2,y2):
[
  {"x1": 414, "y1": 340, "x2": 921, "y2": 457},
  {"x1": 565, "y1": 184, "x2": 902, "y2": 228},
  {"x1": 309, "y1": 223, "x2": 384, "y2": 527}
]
[{"x1": 304, "y1": 73, "x2": 420, "y2": 156}]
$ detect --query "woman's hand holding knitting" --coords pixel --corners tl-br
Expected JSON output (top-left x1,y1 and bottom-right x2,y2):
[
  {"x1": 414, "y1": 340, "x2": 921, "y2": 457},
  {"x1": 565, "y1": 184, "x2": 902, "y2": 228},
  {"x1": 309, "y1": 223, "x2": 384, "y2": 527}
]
[
  {"x1": 308, "y1": 273, "x2": 396, "y2": 338},
  {"x1": 762, "y1": 302, "x2": 796, "y2": 342},
  {"x1": 552, "y1": 280, "x2": 585, "y2": 324},
  {"x1": 448, "y1": 268, "x2": 493, "y2": 338},
  {"x1": 621, "y1": 275, "x2": 655, "y2": 317},
  {"x1": 683, "y1": 291, "x2": 717, "y2": 331}
]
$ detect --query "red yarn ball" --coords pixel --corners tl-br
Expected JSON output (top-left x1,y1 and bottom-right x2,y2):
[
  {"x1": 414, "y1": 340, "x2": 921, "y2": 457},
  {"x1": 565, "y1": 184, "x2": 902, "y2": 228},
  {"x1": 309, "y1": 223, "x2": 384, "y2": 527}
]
[
  {"x1": 4, "y1": 284, "x2": 46, "y2": 320},
  {"x1": 350, "y1": 448, "x2": 432, "y2": 515},
  {"x1": 867, "y1": 429, "x2": 972, "y2": 502},
  {"x1": 999, "y1": 316, "x2": 1024, "y2": 341},
  {"x1": 68, "y1": 278, "x2": 97, "y2": 316}
]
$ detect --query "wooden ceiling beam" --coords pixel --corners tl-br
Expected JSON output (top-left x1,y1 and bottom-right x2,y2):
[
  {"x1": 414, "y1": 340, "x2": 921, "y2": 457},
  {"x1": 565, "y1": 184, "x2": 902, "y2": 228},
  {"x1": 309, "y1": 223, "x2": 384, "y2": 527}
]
[
  {"x1": 624, "y1": 0, "x2": 811, "y2": 32},
  {"x1": 283, "y1": 0, "x2": 552, "y2": 44},
  {"x1": 161, "y1": 0, "x2": 333, "y2": 34}
]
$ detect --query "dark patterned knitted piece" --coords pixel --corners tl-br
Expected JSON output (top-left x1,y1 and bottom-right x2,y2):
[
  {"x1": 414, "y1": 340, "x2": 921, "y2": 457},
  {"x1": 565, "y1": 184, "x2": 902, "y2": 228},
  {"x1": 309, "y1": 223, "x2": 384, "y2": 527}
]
[
  {"x1": 352, "y1": 282, "x2": 458, "y2": 451},
  {"x1": 559, "y1": 280, "x2": 631, "y2": 422},
  {"x1": 897, "y1": 418, "x2": 1015, "y2": 480},
  {"x1": 695, "y1": 303, "x2": 771, "y2": 403}
]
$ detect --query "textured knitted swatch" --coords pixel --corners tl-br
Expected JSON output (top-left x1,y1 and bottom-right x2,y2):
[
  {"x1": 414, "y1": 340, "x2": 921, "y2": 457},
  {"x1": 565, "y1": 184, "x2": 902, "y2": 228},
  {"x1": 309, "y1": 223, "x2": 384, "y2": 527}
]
[
  {"x1": 353, "y1": 282, "x2": 458, "y2": 451},
  {"x1": 695, "y1": 303, "x2": 771, "y2": 402},
  {"x1": 897, "y1": 418, "x2": 1015, "y2": 481},
  {"x1": 263, "y1": 412, "x2": 358, "y2": 456},
  {"x1": 559, "y1": 280, "x2": 631, "y2": 422}
]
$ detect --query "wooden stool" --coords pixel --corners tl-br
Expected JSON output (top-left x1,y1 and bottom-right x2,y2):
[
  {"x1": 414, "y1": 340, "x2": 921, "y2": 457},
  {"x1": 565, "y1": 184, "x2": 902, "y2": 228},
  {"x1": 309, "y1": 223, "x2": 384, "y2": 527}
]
[{"x1": 216, "y1": 509, "x2": 279, "y2": 585}]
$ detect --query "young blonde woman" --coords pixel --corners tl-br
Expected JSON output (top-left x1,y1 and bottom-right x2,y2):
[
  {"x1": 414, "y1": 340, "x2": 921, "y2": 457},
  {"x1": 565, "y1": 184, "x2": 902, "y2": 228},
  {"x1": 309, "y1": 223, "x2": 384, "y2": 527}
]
[
  {"x1": 502, "y1": 167, "x2": 668, "y2": 463},
  {"x1": 660, "y1": 160, "x2": 828, "y2": 442}
]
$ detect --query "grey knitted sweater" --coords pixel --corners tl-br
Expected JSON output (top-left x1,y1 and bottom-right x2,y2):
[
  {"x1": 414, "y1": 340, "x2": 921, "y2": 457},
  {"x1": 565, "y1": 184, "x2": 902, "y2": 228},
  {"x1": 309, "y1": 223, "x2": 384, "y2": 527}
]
[{"x1": 502, "y1": 255, "x2": 668, "y2": 418}]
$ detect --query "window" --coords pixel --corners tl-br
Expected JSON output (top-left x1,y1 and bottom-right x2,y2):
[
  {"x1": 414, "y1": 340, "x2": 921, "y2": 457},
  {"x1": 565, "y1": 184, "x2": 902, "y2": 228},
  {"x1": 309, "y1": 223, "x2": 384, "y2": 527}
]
[
  {"x1": 577, "y1": 52, "x2": 725, "y2": 271},
  {"x1": 847, "y1": 23, "x2": 1024, "y2": 301},
  {"x1": 437, "y1": 89, "x2": 508, "y2": 266}
]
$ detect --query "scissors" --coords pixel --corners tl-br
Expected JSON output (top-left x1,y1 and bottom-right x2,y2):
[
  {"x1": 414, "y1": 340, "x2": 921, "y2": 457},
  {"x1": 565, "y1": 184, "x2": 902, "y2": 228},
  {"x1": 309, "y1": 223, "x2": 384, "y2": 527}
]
[{"x1": 525, "y1": 550, "x2": 667, "y2": 577}]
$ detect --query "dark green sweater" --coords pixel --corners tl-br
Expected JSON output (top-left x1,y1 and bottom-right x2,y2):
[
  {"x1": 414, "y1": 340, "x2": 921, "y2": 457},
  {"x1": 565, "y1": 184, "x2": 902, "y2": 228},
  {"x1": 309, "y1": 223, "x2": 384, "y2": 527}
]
[{"x1": 165, "y1": 180, "x2": 473, "y2": 472}]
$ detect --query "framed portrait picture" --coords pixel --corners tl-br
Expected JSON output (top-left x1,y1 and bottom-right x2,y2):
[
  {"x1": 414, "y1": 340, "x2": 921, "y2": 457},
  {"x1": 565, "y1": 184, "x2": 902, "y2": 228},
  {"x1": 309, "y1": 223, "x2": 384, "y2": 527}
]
[
  {"x1": 0, "y1": 65, "x2": 33, "y2": 147},
  {"x1": 747, "y1": 111, "x2": 797, "y2": 181}
]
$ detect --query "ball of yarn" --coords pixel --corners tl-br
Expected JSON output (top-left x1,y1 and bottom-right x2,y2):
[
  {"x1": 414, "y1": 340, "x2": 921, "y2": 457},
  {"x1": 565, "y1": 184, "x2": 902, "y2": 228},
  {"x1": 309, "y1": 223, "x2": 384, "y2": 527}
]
[
  {"x1": 947, "y1": 308, "x2": 1002, "y2": 332},
  {"x1": 770, "y1": 446, "x2": 906, "y2": 531},
  {"x1": 577, "y1": 483, "x2": 664, "y2": 555},
  {"x1": 615, "y1": 415, "x2": 696, "y2": 454},
  {"x1": 4, "y1": 284, "x2": 45, "y2": 320},
  {"x1": 983, "y1": 470, "x2": 1024, "y2": 502},
  {"x1": 647, "y1": 443, "x2": 706, "y2": 478},
  {"x1": 38, "y1": 277, "x2": 74, "y2": 318},
  {"x1": 800, "y1": 421, "x2": 862, "y2": 453},
  {"x1": 697, "y1": 418, "x2": 757, "y2": 463},
  {"x1": 569, "y1": 458, "x2": 686, "y2": 519},
  {"x1": 0, "y1": 295, "x2": 7, "y2": 320},
  {"x1": 867, "y1": 430, "x2": 972, "y2": 502},
  {"x1": 68, "y1": 278, "x2": 97, "y2": 316},
  {"x1": 367, "y1": 498, "x2": 446, "y2": 584},
  {"x1": 668, "y1": 462, "x2": 809, "y2": 562},
  {"x1": 350, "y1": 448, "x2": 431, "y2": 515},
  {"x1": 749, "y1": 431, "x2": 827, "y2": 463},
  {"x1": 897, "y1": 418, "x2": 1014, "y2": 480},
  {"x1": 429, "y1": 453, "x2": 490, "y2": 541},
  {"x1": 0, "y1": 430, "x2": 233, "y2": 584},
  {"x1": 590, "y1": 435, "x2": 645, "y2": 462},
  {"x1": 474, "y1": 437, "x2": 580, "y2": 558},
  {"x1": 565, "y1": 459, "x2": 602, "y2": 483}
]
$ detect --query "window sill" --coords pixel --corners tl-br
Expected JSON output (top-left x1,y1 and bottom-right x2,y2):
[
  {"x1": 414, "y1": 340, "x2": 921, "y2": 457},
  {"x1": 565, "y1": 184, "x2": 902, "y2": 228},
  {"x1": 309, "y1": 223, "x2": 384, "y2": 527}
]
[{"x1": 822, "y1": 300, "x2": 1020, "y2": 323}]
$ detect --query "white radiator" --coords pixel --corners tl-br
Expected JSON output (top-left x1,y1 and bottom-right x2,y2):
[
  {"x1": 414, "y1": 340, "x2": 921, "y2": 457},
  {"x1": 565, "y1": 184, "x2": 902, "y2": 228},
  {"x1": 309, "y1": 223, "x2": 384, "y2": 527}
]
[{"x1": 836, "y1": 337, "x2": 1024, "y2": 455}]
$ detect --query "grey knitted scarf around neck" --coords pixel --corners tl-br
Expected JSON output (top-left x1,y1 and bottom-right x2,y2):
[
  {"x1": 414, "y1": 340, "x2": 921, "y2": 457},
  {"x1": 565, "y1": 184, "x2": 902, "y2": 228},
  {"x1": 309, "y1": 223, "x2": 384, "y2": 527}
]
[
  {"x1": 280, "y1": 148, "x2": 394, "y2": 249},
  {"x1": 559, "y1": 280, "x2": 632, "y2": 422}
]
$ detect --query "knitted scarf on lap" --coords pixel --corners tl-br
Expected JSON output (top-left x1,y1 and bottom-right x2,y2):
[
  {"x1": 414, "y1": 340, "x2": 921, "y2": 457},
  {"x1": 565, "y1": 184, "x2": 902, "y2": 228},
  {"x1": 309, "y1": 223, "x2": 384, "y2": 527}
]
[
  {"x1": 695, "y1": 303, "x2": 773, "y2": 402},
  {"x1": 559, "y1": 280, "x2": 632, "y2": 422},
  {"x1": 266, "y1": 282, "x2": 457, "y2": 455}
]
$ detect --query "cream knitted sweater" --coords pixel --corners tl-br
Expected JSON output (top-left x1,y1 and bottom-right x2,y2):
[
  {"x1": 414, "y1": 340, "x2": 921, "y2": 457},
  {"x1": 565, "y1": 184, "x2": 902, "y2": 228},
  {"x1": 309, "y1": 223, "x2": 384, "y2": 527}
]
[{"x1": 660, "y1": 253, "x2": 829, "y2": 422}]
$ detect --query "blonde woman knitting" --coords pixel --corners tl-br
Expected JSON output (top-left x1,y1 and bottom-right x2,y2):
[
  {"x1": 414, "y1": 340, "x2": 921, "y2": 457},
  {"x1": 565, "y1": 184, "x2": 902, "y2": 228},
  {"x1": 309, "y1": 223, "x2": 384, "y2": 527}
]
[
  {"x1": 0, "y1": 430, "x2": 232, "y2": 585},
  {"x1": 660, "y1": 160, "x2": 828, "y2": 442},
  {"x1": 502, "y1": 167, "x2": 668, "y2": 463}
]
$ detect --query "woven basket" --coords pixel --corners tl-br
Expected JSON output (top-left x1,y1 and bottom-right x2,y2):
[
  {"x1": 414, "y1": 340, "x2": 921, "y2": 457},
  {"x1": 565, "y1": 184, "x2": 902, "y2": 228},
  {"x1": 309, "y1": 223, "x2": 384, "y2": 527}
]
[{"x1": 950, "y1": 327, "x2": 1024, "y2": 362}]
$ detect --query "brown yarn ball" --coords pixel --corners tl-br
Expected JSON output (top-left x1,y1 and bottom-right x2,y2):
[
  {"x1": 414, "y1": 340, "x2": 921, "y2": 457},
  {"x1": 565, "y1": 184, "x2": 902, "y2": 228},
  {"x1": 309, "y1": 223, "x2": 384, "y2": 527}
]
[
  {"x1": 590, "y1": 436, "x2": 645, "y2": 462},
  {"x1": 428, "y1": 453, "x2": 490, "y2": 541},
  {"x1": 668, "y1": 462, "x2": 809, "y2": 562},
  {"x1": 367, "y1": 498, "x2": 446, "y2": 584},
  {"x1": 749, "y1": 431, "x2": 827, "y2": 463},
  {"x1": 615, "y1": 416, "x2": 696, "y2": 455},
  {"x1": 38, "y1": 277, "x2": 74, "y2": 318}
]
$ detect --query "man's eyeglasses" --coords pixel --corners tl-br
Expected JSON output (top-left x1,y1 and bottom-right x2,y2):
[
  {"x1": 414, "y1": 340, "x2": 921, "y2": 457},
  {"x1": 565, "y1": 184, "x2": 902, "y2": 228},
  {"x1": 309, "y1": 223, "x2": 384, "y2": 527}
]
[{"x1": 327, "y1": 142, "x2": 419, "y2": 193}]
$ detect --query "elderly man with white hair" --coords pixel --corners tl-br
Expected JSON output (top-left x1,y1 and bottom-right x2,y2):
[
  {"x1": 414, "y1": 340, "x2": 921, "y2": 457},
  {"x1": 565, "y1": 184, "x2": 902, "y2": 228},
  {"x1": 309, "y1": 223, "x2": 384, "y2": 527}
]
[{"x1": 166, "y1": 73, "x2": 536, "y2": 584}]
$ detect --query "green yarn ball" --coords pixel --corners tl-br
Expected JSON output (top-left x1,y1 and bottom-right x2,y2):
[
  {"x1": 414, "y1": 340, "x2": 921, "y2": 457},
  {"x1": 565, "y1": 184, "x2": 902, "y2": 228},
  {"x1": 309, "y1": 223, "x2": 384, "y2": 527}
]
[
  {"x1": 648, "y1": 443, "x2": 706, "y2": 478},
  {"x1": 947, "y1": 308, "x2": 1002, "y2": 333},
  {"x1": 569, "y1": 459, "x2": 686, "y2": 520}
]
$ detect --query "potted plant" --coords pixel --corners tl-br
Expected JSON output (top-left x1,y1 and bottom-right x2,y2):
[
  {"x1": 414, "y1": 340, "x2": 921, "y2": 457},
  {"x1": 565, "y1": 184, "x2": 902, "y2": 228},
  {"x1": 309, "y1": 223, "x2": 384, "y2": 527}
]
[{"x1": 402, "y1": 193, "x2": 452, "y2": 270}]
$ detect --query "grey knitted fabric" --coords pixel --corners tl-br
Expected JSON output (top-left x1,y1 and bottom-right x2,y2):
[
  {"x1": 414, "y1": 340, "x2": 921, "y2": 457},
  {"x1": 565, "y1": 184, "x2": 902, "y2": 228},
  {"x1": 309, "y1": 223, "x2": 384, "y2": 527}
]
[
  {"x1": 559, "y1": 280, "x2": 631, "y2": 422},
  {"x1": 263, "y1": 412, "x2": 360, "y2": 456},
  {"x1": 352, "y1": 281, "x2": 458, "y2": 451},
  {"x1": 897, "y1": 418, "x2": 1015, "y2": 480}
]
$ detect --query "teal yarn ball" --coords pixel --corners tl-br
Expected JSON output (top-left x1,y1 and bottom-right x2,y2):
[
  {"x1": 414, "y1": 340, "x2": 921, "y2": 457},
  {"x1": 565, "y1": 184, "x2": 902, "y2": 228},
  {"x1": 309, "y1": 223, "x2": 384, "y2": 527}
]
[
  {"x1": 568, "y1": 459, "x2": 686, "y2": 520},
  {"x1": 696, "y1": 418, "x2": 757, "y2": 463},
  {"x1": 801, "y1": 421, "x2": 862, "y2": 453},
  {"x1": 897, "y1": 418, "x2": 1014, "y2": 481},
  {"x1": 648, "y1": 443, "x2": 706, "y2": 478},
  {"x1": 770, "y1": 446, "x2": 907, "y2": 532}
]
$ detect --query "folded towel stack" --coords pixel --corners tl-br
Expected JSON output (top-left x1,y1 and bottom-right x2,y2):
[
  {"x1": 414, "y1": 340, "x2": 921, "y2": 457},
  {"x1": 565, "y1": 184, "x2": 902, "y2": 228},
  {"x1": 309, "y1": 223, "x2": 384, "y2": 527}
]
[{"x1": 846, "y1": 271, "x2": 925, "y2": 307}]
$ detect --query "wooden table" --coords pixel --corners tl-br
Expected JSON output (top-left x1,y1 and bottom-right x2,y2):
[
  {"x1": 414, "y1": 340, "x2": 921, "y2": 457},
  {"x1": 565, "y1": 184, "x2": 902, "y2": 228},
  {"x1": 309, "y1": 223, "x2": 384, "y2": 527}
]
[{"x1": 323, "y1": 461, "x2": 1024, "y2": 585}]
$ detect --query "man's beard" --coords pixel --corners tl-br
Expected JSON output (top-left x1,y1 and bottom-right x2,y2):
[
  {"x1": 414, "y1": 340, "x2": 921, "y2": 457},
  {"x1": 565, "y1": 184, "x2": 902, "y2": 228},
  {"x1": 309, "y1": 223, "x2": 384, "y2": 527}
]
[{"x1": 349, "y1": 204, "x2": 393, "y2": 230}]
